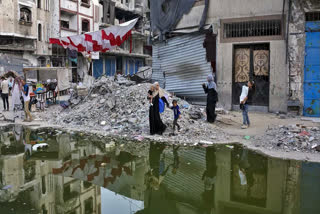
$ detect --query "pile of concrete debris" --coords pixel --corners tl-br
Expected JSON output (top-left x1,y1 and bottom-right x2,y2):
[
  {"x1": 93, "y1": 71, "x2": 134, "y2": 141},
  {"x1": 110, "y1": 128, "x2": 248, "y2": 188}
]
[
  {"x1": 40, "y1": 76, "x2": 227, "y2": 143},
  {"x1": 255, "y1": 124, "x2": 320, "y2": 153}
]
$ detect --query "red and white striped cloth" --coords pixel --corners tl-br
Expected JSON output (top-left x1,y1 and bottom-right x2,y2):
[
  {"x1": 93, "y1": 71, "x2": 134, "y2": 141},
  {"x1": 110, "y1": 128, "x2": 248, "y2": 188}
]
[{"x1": 50, "y1": 18, "x2": 138, "y2": 53}]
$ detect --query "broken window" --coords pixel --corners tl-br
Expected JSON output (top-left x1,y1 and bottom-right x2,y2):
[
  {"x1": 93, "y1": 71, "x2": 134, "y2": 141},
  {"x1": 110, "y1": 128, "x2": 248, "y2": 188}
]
[
  {"x1": 224, "y1": 19, "x2": 282, "y2": 39},
  {"x1": 306, "y1": 12, "x2": 320, "y2": 22},
  {"x1": 63, "y1": 184, "x2": 71, "y2": 201},
  {"x1": 0, "y1": 36, "x2": 13, "y2": 46},
  {"x1": 61, "y1": 20, "x2": 70, "y2": 29},
  {"x1": 41, "y1": 205, "x2": 48, "y2": 214},
  {"x1": 20, "y1": 7, "x2": 32, "y2": 22},
  {"x1": 81, "y1": 0, "x2": 90, "y2": 5},
  {"x1": 83, "y1": 181, "x2": 92, "y2": 189},
  {"x1": 38, "y1": 57, "x2": 46, "y2": 67},
  {"x1": 116, "y1": 57, "x2": 122, "y2": 73},
  {"x1": 38, "y1": 24, "x2": 42, "y2": 41},
  {"x1": 82, "y1": 19, "x2": 90, "y2": 33}
]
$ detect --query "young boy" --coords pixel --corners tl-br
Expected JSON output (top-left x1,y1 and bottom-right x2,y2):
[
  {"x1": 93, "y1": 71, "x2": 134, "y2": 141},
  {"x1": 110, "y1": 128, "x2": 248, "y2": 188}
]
[{"x1": 171, "y1": 100, "x2": 181, "y2": 133}]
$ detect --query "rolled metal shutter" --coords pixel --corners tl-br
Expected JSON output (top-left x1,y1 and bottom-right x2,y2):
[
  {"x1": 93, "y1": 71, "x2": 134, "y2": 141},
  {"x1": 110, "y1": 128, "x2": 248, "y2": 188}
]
[{"x1": 152, "y1": 33, "x2": 211, "y2": 102}]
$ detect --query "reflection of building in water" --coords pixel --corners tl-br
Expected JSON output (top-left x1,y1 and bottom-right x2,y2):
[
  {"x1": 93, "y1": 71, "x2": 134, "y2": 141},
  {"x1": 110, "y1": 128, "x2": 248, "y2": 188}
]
[
  {"x1": 52, "y1": 146, "x2": 147, "y2": 203},
  {"x1": 1, "y1": 126, "x2": 315, "y2": 214},
  {"x1": 0, "y1": 127, "x2": 102, "y2": 214},
  {"x1": 215, "y1": 146, "x2": 300, "y2": 214},
  {"x1": 140, "y1": 145, "x2": 303, "y2": 214}
]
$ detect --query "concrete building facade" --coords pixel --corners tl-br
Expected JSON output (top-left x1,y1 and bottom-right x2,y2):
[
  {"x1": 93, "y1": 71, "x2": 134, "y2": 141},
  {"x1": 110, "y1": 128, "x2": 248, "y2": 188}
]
[
  {"x1": 0, "y1": 127, "x2": 102, "y2": 214},
  {"x1": 0, "y1": 0, "x2": 53, "y2": 73},
  {"x1": 151, "y1": 0, "x2": 320, "y2": 115},
  {"x1": 92, "y1": 0, "x2": 151, "y2": 78}
]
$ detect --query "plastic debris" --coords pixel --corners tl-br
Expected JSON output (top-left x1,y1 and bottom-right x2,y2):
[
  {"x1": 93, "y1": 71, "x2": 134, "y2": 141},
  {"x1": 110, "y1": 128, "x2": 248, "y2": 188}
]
[
  {"x1": 244, "y1": 136, "x2": 251, "y2": 140},
  {"x1": 200, "y1": 140, "x2": 214, "y2": 145},
  {"x1": 299, "y1": 131, "x2": 310, "y2": 136},
  {"x1": 2, "y1": 185, "x2": 13, "y2": 190}
]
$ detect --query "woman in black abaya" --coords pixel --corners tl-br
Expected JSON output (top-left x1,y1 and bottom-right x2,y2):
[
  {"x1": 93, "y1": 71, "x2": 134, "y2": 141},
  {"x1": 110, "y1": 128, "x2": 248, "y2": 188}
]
[
  {"x1": 202, "y1": 74, "x2": 218, "y2": 123},
  {"x1": 148, "y1": 84, "x2": 167, "y2": 135}
]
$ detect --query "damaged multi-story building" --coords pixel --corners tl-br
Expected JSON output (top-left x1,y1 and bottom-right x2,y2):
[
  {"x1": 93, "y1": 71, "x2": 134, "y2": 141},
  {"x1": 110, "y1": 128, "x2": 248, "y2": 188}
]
[
  {"x1": 91, "y1": 0, "x2": 152, "y2": 78},
  {"x1": 50, "y1": 0, "x2": 103, "y2": 82},
  {"x1": 151, "y1": 0, "x2": 320, "y2": 117},
  {"x1": 0, "y1": 0, "x2": 52, "y2": 74}
]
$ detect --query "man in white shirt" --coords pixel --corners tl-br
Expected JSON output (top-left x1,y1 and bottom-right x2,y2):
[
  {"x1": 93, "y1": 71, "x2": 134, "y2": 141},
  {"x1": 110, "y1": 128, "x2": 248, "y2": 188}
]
[
  {"x1": 1, "y1": 77, "x2": 9, "y2": 111},
  {"x1": 21, "y1": 80, "x2": 33, "y2": 122}
]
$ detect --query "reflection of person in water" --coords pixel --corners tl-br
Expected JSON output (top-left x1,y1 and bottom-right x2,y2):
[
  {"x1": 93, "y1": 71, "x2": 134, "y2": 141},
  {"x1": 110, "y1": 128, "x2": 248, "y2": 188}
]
[
  {"x1": 141, "y1": 142, "x2": 178, "y2": 214},
  {"x1": 201, "y1": 147, "x2": 217, "y2": 213},
  {"x1": 147, "y1": 143, "x2": 170, "y2": 190},
  {"x1": 239, "y1": 149, "x2": 254, "y2": 188},
  {"x1": 171, "y1": 145, "x2": 180, "y2": 174},
  {"x1": 23, "y1": 127, "x2": 32, "y2": 160},
  {"x1": 233, "y1": 146, "x2": 268, "y2": 206}
]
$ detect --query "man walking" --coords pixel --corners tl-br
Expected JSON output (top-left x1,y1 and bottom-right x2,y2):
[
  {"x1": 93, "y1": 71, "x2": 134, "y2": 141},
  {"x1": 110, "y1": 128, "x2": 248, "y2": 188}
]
[
  {"x1": 1, "y1": 77, "x2": 9, "y2": 111},
  {"x1": 21, "y1": 80, "x2": 33, "y2": 122}
]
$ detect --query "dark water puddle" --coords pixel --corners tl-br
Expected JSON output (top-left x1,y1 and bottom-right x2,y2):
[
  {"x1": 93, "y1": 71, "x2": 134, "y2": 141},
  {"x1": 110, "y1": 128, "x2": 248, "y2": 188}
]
[{"x1": 0, "y1": 125, "x2": 320, "y2": 214}]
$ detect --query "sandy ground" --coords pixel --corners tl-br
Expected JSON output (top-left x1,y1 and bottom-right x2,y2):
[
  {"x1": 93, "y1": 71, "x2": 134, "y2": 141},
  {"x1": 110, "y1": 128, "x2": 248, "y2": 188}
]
[{"x1": 1, "y1": 101, "x2": 319, "y2": 163}]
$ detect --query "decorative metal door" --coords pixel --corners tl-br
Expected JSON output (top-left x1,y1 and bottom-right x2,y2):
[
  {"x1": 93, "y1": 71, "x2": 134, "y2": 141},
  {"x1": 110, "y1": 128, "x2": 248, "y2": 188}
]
[{"x1": 233, "y1": 44, "x2": 270, "y2": 106}]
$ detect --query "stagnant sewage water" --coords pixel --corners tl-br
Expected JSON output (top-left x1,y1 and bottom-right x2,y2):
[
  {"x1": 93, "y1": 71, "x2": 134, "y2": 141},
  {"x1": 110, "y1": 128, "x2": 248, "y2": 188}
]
[{"x1": 0, "y1": 125, "x2": 320, "y2": 214}]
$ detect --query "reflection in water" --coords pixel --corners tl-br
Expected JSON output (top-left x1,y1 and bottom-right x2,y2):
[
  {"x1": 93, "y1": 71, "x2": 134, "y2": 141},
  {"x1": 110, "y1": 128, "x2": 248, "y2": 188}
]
[{"x1": 0, "y1": 125, "x2": 319, "y2": 214}]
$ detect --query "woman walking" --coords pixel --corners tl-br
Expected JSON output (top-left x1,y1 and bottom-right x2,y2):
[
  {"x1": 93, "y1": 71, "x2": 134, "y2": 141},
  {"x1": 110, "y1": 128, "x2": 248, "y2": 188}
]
[
  {"x1": 202, "y1": 74, "x2": 218, "y2": 123},
  {"x1": 148, "y1": 83, "x2": 167, "y2": 135},
  {"x1": 11, "y1": 77, "x2": 22, "y2": 111},
  {"x1": 240, "y1": 80, "x2": 255, "y2": 129}
]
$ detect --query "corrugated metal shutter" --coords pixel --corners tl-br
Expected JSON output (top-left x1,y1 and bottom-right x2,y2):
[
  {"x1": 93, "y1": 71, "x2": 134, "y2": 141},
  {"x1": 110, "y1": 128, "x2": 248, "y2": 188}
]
[
  {"x1": 152, "y1": 33, "x2": 211, "y2": 102},
  {"x1": 163, "y1": 148, "x2": 206, "y2": 205},
  {"x1": 152, "y1": 45, "x2": 165, "y2": 87}
]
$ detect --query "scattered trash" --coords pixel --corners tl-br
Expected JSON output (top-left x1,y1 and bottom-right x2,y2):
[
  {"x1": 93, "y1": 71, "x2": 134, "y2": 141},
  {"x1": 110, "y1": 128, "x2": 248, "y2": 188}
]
[
  {"x1": 226, "y1": 145, "x2": 234, "y2": 149},
  {"x1": 299, "y1": 131, "x2": 310, "y2": 136},
  {"x1": 32, "y1": 143, "x2": 49, "y2": 151},
  {"x1": 244, "y1": 136, "x2": 251, "y2": 140},
  {"x1": 100, "y1": 121, "x2": 107, "y2": 126},
  {"x1": 2, "y1": 185, "x2": 13, "y2": 190},
  {"x1": 256, "y1": 125, "x2": 320, "y2": 153},
  {"x1": 199, "y1": 140, "x2": 214, "y2": 145},
  {"x1": 134, "y1": 135, "x2": 144, "y2": 141}
]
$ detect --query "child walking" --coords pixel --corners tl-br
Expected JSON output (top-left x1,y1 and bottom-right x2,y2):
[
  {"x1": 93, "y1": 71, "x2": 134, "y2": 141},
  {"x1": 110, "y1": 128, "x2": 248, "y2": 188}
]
[
  {"x1": 147, "y1": 85, "x2": 154, "y2": 106},
  {"x1": 171, "y1": 100, "x2": 181, "y2": 134}
]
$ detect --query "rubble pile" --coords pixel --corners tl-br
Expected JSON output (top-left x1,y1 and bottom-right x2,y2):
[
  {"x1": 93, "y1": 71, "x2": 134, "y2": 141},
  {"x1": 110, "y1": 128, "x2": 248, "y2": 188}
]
[
  {"x1": 255, "y1": 125, "x2": 320, "y2": 153},
  {"x1": 40, "y1": 76, "x2": 226, "y2": 143}
]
